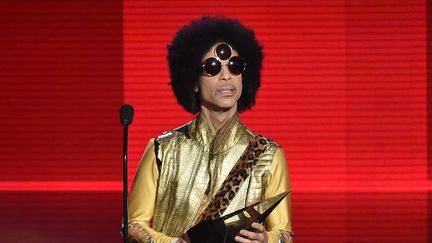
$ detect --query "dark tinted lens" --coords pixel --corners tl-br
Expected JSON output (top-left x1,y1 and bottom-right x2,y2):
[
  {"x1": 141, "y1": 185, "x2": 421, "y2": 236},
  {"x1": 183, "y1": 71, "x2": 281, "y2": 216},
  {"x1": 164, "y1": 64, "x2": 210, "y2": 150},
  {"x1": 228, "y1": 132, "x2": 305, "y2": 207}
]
[
  {"x1": 215, "y1": 43, "x2": 231, "y2": 60},
  {"x1": 228, "y1": 56, "x2": 246, "y2": 75},
  {"x1": 203, "y1": 57, "x2": 221, "y2": 76}
]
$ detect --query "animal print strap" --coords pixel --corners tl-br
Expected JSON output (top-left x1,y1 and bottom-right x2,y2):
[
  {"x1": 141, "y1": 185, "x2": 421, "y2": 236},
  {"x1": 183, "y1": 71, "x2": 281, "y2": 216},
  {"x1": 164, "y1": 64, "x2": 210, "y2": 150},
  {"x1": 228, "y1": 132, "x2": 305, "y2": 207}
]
[{"x1": 198, "y1": 134, "x2": 271, "y2": 221}]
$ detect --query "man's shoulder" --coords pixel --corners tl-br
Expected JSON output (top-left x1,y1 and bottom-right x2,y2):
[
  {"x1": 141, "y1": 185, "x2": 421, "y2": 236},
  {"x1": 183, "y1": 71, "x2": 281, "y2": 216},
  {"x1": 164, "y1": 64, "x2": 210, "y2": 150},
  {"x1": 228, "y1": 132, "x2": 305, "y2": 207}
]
[
  {"x1": 243, "y1": 127, "x2": 281, "y2": 149},
  {"x1": 155, "y1": 122, "x2": 191, "y2": 143}
]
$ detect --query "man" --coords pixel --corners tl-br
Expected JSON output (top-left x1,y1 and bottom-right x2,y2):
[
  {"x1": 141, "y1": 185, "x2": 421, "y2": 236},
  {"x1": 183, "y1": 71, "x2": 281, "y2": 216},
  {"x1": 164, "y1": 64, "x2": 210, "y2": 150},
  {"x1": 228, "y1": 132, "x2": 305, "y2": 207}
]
[{"x1": 126, "y1": 16, "x2": 293, "y2": 243}]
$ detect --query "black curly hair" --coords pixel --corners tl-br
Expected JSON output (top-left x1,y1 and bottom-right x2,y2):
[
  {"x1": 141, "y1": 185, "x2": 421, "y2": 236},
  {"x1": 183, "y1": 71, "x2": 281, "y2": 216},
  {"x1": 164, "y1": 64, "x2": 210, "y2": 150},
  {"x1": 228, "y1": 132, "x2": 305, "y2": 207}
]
[{"x1": 167, "y1": 16, "x2": 263, "y2": 114}]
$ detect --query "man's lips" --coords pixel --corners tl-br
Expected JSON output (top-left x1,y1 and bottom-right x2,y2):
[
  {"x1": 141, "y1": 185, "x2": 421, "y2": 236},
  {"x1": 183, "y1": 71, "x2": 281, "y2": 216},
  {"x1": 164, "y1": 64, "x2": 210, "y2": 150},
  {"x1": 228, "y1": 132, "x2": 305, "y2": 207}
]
[{"x1": 216, "y1": 85, "x2": 236, "y2": 94}]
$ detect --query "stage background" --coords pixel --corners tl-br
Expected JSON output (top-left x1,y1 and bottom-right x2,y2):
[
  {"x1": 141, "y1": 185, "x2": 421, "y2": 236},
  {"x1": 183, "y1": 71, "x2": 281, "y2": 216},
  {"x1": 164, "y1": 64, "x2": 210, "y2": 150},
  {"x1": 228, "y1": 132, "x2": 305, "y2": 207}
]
[{"x1": 0, "y1": 0, "x2": 430, "y2": 242}]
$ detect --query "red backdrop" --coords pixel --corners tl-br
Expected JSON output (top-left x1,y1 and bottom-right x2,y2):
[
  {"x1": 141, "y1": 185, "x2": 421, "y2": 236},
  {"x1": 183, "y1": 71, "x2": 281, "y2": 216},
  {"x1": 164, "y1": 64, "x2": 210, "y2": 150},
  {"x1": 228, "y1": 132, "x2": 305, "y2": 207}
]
[{"x1": 0, "y1": 0, "x2": 430, "y2": 242}]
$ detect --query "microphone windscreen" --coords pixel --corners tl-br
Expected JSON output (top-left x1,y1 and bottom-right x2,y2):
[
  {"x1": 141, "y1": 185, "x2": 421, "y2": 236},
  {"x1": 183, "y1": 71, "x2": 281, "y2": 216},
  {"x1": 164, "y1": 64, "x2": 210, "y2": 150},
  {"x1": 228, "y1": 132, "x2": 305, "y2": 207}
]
[{"x1": 120, "y1": 104, "x2": 134, "y2": 125}]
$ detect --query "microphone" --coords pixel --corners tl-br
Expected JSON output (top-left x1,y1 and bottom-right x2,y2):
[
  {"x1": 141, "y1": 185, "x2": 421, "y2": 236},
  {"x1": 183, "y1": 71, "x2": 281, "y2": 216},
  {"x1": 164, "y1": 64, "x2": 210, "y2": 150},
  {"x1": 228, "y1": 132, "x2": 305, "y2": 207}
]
[
  {"x1": 120, "y1": 104, "x2": 134, "y2": 126},
  {"x1": 119, "y1": 104, "x2": 134, "y2": 243}
]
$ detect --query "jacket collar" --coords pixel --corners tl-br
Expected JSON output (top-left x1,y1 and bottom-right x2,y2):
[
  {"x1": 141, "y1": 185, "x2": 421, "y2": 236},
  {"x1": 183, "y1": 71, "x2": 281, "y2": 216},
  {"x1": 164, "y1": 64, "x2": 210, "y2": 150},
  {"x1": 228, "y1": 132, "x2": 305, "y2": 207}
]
[{"x1": 189, "y1": 112, "x2": 248, "y2": 156}]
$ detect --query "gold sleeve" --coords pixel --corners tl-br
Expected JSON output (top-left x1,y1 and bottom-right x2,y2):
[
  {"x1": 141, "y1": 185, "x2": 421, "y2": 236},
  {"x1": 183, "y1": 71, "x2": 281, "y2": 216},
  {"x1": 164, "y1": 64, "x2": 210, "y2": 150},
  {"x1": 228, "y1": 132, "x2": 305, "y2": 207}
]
[
  {"x1": 128, "y1": 139, "x2": 176, "y2": 243},
  {"x1": 264, "y1": 148, "x2": 293, "y2": 243}
]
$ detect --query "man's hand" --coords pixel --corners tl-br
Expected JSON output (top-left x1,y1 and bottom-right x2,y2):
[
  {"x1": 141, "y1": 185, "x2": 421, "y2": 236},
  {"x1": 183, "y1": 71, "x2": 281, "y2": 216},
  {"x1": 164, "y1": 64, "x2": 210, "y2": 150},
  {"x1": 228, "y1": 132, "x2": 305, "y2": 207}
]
[
  {"x1": 175, "y1": 238, "x2": 188, "y2": 243},
  {"x1": 234, "y1": 222, "x2": 268, "y2": 243},
  {"x1": 176, "y1": 233, "x2": 191, "y2": 243}
]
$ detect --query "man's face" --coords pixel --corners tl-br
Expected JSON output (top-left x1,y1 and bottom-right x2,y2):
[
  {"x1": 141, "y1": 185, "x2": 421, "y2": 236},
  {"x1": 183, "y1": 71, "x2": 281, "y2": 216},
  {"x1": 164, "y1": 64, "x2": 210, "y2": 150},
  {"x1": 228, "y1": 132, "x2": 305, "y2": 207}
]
[{"x1": 198, "y1": 43, "x2": 243, "y2": 112}]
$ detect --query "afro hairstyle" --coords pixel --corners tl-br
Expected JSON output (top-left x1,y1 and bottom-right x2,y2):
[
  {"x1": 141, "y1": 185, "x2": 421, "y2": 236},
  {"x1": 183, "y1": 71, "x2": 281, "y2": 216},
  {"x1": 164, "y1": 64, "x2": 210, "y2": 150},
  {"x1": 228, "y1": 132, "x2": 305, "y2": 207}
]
[{"x1": 167, "y1": 16, "x2": 263, "y2": 114}]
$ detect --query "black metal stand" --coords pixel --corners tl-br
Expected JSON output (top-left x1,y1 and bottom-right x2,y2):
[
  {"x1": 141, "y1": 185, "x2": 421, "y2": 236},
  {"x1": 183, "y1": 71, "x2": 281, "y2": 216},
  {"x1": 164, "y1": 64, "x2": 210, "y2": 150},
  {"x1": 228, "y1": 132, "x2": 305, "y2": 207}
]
[{"x1": 122, "y1": 124, "x2": 129, "y2": 243}]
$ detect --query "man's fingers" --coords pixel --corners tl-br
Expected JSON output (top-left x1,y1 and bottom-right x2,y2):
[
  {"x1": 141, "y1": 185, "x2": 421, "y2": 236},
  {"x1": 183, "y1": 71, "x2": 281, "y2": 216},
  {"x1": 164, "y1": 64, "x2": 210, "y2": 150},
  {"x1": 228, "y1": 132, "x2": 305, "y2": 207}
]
[
  {"x1": 237, "y1": 229, "x2": 263, "y2": 242},
  {"x1": 235, "y1": 224, "x2": 268, "y2": 243},
  {"x1": 250, "y1": 222, "x2": 266, "y2": 232},
  {"x1": 235, "y1": 234, "x2": 260, "y2": 243},
  {"x1": 234, "y1": 235, "x2": 249, "y2": 243}
]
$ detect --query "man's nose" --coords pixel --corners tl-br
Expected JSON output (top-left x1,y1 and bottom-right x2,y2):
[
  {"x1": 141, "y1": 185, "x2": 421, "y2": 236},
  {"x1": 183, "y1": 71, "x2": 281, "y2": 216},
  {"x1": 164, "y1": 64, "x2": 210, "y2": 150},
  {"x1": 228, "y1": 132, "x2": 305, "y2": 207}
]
[{"x1": 219, "y1": 64, "x2": 231, "y2": 81}]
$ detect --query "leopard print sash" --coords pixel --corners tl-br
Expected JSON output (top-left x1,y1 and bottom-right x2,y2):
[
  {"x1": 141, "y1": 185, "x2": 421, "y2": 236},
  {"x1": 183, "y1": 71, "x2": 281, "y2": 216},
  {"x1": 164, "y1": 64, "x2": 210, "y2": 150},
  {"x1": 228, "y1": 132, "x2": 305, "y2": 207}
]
[{"x1": 198, "y1": 134, "x2": 271, "y2": 222}]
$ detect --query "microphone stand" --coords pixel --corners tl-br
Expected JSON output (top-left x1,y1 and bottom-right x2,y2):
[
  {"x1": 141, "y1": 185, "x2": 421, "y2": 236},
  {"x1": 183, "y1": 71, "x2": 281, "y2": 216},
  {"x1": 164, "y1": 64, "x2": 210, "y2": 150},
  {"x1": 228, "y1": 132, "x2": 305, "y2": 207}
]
[
  {"x1": 120, "y1": 104, "x2": 133, "y2": 243},
  {"x1": 122, "y1": 122, "x2": 129, "y2": 243}
]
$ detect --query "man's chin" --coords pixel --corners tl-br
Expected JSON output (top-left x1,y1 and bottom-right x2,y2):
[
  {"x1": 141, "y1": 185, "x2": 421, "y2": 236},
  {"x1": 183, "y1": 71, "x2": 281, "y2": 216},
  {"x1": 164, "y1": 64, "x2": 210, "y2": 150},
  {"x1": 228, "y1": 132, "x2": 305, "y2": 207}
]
[
  {"x1": 200, "y1": 99, "x2": 239, "y2": 113},
  {"x1": 205, "y1": 104, "x2": 237, "y2": 113}
]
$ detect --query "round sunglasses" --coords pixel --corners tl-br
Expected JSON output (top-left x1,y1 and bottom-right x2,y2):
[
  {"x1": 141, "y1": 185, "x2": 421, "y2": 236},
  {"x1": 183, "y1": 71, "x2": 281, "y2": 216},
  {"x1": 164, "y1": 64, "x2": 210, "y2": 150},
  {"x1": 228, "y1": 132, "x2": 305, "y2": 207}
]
[{"x1": 201, "y1": 43, "x2": 246, "y2": 77}]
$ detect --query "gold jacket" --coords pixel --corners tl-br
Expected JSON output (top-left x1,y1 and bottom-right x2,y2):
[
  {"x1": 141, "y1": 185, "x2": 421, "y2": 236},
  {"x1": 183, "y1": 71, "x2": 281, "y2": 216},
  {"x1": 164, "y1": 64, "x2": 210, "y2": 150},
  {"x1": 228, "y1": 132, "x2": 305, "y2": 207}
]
[{"x1": 128, "y1": 113, "x2": 292, "y2": 242}]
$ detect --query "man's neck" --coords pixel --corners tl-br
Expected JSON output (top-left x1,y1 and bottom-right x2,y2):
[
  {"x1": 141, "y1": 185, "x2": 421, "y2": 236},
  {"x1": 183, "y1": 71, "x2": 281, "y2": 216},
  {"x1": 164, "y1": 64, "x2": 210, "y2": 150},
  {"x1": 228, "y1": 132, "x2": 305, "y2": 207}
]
[{"x1": 201, "y1": 106, "x2": 237, "y2": 131}]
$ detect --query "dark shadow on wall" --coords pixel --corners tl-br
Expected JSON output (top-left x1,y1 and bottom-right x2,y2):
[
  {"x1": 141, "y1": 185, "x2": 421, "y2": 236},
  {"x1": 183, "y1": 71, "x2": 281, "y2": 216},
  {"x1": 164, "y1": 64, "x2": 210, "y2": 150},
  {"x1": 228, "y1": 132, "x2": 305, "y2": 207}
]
[{"x1": 0, "y1": 191, "x2": 123, "y2": 243}]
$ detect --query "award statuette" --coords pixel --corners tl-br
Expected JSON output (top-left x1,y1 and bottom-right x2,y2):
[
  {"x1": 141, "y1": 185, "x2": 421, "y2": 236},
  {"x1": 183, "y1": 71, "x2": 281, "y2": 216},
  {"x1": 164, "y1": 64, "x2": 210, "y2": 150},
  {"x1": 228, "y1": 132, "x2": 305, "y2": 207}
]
[{"x1": 185, "y1": 191, "x2": 289, "y2": 243}]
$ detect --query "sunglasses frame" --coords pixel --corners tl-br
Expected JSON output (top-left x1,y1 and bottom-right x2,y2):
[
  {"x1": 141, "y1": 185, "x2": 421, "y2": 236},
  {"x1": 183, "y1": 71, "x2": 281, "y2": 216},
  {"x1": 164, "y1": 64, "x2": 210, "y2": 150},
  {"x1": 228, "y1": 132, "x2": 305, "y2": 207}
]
[{"x1": 201, "y1": 43, "x2": 246, "y2": 77}]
